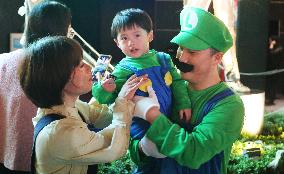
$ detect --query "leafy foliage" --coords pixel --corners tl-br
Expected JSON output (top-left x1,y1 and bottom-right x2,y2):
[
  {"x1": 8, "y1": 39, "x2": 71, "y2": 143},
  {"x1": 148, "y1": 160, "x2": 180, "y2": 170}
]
[
  {"x1": 228, "y1": 139, "x2": 283, "y2": 174},
  {"x1": 97, "y1": 152, "x2": 135, "y2": 174},
  {"x1": 98, "y1": 112, "x2": 284, "y2": 174},
  {"x1": 228, "y1": 111, "x2": 284, "y2": 174},
  {"x1": 262, "y1": 111, "x2": 284, "y2": 136}
]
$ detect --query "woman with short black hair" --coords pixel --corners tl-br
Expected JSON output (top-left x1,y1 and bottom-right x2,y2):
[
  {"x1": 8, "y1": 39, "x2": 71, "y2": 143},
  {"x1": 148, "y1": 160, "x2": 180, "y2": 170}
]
[{"x1": 19, "y1": 36, "x2": 148, "y2": 174}]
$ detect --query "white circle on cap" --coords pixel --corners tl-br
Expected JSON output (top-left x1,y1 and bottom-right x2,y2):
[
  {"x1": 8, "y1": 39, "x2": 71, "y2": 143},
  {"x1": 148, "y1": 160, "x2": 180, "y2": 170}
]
[{"x1": 181, "y1": 10, "x2": 198, "y2": 31}]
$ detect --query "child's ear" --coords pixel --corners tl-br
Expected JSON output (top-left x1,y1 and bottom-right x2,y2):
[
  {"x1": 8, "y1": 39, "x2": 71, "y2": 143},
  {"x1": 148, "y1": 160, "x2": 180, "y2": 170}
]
[
  {"x1": 114, "y1": 39, "x2": 120, "y2": 48},
  {"x1": 148, "y1": 30, "x2": 154, "y2": 42}
]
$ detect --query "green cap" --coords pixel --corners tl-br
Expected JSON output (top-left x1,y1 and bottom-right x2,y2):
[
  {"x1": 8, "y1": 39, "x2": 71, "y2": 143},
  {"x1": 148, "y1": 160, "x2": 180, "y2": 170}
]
[{"x1": 171, "y1": 7, "x2": 233, "y2": 53}]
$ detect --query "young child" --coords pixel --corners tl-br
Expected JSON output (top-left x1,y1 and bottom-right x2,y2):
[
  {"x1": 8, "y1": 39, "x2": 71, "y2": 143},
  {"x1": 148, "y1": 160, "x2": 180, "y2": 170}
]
[{"x1": 92, "y1": 8, "x2": 191, "y2": 139}]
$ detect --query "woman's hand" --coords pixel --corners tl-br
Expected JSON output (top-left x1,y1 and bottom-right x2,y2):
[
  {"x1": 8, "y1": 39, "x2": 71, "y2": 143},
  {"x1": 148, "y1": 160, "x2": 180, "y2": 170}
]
[{"x1": 118, "y1": 74, "x2": 148, "y2": 100}]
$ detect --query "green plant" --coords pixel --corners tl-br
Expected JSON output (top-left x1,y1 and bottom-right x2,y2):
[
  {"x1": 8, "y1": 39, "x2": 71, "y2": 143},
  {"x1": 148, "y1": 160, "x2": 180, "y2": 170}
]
[
  {"x1": 228, "y1": 110, "x2": 284, "y2": 174},
  {"x1": 228, "y1": 139, "x2": 283, "y2": 174},
  {"x1": 262, "y1": 110, "x2": 284, "y2": 136},
  {"x1": 98, "y1": 111, "x2": 284, "y2": 173},
  {"x1": 97, "y1": 152, "x2": 135, "y2": 174}
]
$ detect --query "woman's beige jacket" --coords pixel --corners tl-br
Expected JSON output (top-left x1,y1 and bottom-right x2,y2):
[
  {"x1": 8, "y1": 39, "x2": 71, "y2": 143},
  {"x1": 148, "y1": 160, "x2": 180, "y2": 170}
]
[{"x1": 32, "y1": 97, "x2": 134, "y2": 174}]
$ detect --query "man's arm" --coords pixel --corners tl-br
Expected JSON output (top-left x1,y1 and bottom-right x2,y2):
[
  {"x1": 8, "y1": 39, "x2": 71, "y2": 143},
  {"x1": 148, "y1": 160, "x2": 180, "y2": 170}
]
[
  {"x1": 145, "y1": 98, "x2": 244, "y2": 169},
  {"x1": 128, "y1": 138, "x2": 152, "y2": 166}
]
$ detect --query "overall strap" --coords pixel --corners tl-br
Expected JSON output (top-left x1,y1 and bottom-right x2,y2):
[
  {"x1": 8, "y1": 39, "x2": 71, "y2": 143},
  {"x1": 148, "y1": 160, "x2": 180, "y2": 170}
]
[
  {"x1": 198, "y1": 88, "x2": 234, "y2": 124},
  {"x1": 171, "y1": 88, "x2": 234, "y2": 174},
  {"x1": 31, "y1": 114, "x2": 65, "y2": 174},
  {"x1": 78, "y1": 111, "x2": 102, "y2": 132},
  {"x1": 77, "y1": 111, "x2": 100, "y2": 174},
  {"x1": 157, "y1": 52, "x2": 170, "y2": 70},
  {"x1": 183, "y1": 88, "x2": 234, "y2": 132}
]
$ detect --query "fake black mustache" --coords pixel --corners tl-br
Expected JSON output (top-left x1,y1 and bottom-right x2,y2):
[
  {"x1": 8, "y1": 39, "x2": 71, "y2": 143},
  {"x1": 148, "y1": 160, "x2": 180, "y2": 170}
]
[
  {"x1": 172, "y1": 57, "x2": 194, "y2": 73},
  {"x1": 166, "y1": 43, "x2": 193, "y2": 73}
]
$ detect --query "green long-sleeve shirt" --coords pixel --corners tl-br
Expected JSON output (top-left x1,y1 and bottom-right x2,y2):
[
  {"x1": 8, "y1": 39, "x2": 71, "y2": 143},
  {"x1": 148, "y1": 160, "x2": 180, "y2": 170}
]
[
  {"x1": 129, "y1": 82, "x2": 244, "y2": 174},
  {"x1": 92, "y1": 49, "x2": 190, "y2": 111}
]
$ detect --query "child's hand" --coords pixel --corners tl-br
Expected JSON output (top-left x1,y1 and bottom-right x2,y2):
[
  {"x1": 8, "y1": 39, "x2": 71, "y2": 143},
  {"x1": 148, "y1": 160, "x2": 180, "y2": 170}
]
[
  {"x1": 91, "y1": 55, "x2": 112, "y2": 82},
  {"x1": 101, "y1": 78, "x2": 116, "y2": 92},
  {"x1": 179, "y1": 109, "x2": 192, "y2": 122}
]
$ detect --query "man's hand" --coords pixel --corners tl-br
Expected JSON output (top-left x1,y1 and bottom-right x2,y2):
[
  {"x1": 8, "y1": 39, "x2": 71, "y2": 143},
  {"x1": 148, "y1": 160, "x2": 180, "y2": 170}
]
[{"x1": 179, "y1": 109, "x2": 192, "y2": 122}]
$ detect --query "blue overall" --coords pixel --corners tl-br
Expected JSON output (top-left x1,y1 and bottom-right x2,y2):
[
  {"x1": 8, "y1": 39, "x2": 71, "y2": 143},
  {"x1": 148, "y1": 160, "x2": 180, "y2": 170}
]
[
  {"x1": 31, "y1": 113, "x2": 102, "y2": 174},
  {"x1": 134, "y1": 88, "x2": 234, "y2": 174},
  {"x1": 118, "y1": 52, "x2": 172, "y2": 140}
]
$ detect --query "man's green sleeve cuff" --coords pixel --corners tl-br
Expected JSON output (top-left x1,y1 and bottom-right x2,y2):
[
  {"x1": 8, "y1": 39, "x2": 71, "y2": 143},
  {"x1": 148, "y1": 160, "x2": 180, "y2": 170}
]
[
  {"x1": 175, "y1": 102, "x2": 191, "y2": 111},
  {"x1": 146, "y1": 115, "x2": 173, "y2": 146},
  {"x1": 129, "y1": 138, "x2": 151, "y2": 166}
]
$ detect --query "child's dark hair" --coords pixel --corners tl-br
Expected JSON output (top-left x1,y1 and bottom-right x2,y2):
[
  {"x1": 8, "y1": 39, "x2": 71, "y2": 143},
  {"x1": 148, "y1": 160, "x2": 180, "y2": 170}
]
[{"x1": 111, "y1": 8, "x2": 153, "y2": 39}]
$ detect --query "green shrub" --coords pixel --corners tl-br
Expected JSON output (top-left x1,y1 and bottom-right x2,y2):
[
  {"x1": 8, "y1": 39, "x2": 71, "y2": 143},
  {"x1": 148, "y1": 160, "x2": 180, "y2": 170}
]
[
  {"x1": 98, "y1": 112, "x2": 284, "y2": 173},
  {"x1": 262, "y1": 109, "x2": 284, "y2": 136},
  {"x1": 229, "y1": 110, "x2": 284, "y2": 174},
  {"x1": 228, "y1": 139, "x2": 283, "y2": 174},
  {"x1": 97, "y1": 152, "x2": 135, "y2": 174}
]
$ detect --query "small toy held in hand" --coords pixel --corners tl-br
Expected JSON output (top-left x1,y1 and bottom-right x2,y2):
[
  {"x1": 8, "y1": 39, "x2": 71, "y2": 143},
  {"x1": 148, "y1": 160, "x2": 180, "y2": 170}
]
[{"x1": 92, "y1": 54, "x2": 113, "y2": 82}]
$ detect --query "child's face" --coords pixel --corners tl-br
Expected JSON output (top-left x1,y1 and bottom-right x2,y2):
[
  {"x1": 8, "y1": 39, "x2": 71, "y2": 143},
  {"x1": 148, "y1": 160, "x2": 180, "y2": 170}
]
[{"x1": 115, "y1": 25, "x2": 153, "y2": 58}]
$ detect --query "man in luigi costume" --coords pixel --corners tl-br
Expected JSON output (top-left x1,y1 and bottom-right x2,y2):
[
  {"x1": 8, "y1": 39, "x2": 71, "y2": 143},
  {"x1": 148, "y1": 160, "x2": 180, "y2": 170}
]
[
  {"x1": 129, "y1": 7, "x2": 245, "y2": 174},
  {"x1": 182, "y1": 0, "x2": 250, "y2": 93}
]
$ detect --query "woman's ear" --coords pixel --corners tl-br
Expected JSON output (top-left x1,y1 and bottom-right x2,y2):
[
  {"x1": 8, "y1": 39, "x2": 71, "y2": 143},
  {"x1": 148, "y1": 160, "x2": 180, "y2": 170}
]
[{"x1": 148, "y1": 30, "x2": 154, "y2": 42}]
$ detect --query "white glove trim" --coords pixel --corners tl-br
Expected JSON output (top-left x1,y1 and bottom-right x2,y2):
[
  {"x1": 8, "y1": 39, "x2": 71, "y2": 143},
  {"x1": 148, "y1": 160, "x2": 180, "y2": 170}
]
[{"x1": 139, "y1": 136, "x2": 166, "y2": 158}]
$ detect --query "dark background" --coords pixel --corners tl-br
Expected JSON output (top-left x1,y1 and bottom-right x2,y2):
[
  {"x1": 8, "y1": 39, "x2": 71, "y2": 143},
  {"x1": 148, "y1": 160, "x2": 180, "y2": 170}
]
[{"x1": 1, "y1": 0, "x2": 284, "y2": 91}]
